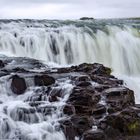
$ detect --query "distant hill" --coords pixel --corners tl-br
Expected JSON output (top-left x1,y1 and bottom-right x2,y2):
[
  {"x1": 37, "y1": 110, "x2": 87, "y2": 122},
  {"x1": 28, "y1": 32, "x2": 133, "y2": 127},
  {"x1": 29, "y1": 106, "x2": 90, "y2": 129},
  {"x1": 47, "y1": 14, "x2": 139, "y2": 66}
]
[
  {"x1": 126, "y1": 17, "x2": 140, "y2": 20},
  {"x1": 79, "y1": 17, "x2": 94, "y2": 20}
]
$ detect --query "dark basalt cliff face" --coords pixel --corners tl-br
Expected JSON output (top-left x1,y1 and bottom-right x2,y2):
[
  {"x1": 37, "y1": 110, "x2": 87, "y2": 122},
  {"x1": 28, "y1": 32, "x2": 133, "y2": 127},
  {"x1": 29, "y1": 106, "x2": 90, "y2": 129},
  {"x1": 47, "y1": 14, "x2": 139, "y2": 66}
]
[{"x1": 0, "y1": 57, "x2": 140, "y2": 140}]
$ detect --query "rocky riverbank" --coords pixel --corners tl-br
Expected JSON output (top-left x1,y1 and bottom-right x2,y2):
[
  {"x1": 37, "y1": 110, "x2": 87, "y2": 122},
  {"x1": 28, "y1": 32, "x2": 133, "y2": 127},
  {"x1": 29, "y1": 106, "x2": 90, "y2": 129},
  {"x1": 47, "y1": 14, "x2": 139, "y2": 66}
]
[{"x1": 0, "y1": 57, "x2": 139, "y2": 140}]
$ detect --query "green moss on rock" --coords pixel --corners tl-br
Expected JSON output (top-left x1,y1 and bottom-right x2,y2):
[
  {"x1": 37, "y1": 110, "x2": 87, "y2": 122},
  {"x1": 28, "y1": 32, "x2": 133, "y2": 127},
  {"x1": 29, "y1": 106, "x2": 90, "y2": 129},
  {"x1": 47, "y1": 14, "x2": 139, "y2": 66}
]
[{"x1": 128, "y1": 121, "x2": 140, "y2": 135}]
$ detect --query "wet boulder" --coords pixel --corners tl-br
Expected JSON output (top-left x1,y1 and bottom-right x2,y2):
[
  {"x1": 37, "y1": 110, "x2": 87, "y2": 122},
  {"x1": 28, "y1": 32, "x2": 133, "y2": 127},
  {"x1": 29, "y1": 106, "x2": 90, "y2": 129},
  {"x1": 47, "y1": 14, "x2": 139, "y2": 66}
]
[
  {"x1": 72, "y1": 75, "x2": 92, "y2": 87},
  {"x1": 94, "y1": 85, "x2": 111, "y2": 92},
  {"x1": 70, "y1": 115, "x2": 93, "y2": 136},
  {"x1": 76, "y1": 63, "x2": 111, "y2": 75},
  {"x1": 0, "y1": 60, "x2": 5, "y2": 68},
  {"x1": 75, "y1": 81, "x2": 92, "y2": 87},
  {"x1": 67, "y1": 87, "x2": 100, "y2": 107},
  {"x1": 73, "y1": 105, "x2": 93, "y2": 115},
  {"x1": 82, "y1": 129, "x2": 106, "y2": 140},
  {"x1": 91, "y1": 75, "x2": 123, "y2": 86},
  {"x1": 67, "y1": 86, "x2": 101, "y2": 116},
  {"x1": 60, "y1": 119, "x2": 76, "y2": 140},
  {"x1": 104, "y1": 87, "x2": 135, "y2": 108},
  {"x1": 56, "y1": 63, "x2": 111, "y2": 76},
  {"x1": 100, "y1": 108, "x2": 140, "y2": 136},
  {"x1": 63, "y1": 104, "x2": 75, "y2": 115},
  {"x1": 11, "y1": 75, "x2": 27, "y2": 95},
  {"x1": 34, "y1": 75, "x2": 55, "y2": 86},
  {"x1": 92, "y1": 104, "x2": 106, "y2": 119},
  {"x1": 60, "y1": 115, "x2": 93, "y2": 139},
  {"x1": 75, "y1": 75, "x2": 91, "y2": 82}
]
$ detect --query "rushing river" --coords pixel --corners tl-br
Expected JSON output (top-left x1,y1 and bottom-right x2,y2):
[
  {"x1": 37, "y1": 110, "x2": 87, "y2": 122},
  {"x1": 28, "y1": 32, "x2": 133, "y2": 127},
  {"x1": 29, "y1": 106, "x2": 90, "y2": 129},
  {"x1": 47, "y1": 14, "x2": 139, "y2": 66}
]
[{"x1": 0, "y1": 19, "x2": 140, "y2": 139}]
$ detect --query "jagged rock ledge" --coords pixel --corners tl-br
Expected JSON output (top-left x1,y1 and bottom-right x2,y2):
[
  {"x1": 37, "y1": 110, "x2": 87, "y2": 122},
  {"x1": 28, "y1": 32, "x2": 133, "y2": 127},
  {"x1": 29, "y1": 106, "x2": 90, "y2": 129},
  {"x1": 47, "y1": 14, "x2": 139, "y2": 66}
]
[{"x1": 0, "y1": 57, "x2": 140, "y2": 140}]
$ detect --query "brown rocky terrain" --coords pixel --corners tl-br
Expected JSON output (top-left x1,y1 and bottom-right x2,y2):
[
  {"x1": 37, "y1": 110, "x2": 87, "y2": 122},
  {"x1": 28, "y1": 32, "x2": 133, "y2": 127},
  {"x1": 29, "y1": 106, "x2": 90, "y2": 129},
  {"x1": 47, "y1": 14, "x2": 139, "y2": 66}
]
[{"x1": 0, "y1": 57, "x2": 139, "y2": 140}]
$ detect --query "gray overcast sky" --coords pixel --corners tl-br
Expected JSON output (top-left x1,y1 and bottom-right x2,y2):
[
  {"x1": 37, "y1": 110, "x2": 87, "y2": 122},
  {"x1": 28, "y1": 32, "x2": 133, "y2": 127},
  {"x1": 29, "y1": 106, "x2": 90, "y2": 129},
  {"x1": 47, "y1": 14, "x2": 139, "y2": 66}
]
[{"x1": 0, "y1": 0, "x2": 140, "y2": 19}]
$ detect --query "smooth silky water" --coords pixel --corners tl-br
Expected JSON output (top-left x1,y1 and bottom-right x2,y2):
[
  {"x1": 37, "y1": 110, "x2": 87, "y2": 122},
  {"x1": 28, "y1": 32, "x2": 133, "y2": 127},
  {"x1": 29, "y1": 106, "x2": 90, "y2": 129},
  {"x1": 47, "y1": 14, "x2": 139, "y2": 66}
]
[{"x1": 0, "y1": 19, "x2": 140, "y2": 139}]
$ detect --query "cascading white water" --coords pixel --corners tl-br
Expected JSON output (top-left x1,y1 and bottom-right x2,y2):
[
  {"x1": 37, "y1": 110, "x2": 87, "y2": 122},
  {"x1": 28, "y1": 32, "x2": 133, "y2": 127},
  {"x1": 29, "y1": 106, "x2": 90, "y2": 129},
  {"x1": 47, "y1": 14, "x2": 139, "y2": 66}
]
[
  {"x1": 0, "y1": 73, "x2": 73, "y2": 140},
  {"x1": 0, "y1": 22, "x2": 140, "y2": 75},
  {"x1": 0, "y1": 20, "x2": 140, "y2": 140}
]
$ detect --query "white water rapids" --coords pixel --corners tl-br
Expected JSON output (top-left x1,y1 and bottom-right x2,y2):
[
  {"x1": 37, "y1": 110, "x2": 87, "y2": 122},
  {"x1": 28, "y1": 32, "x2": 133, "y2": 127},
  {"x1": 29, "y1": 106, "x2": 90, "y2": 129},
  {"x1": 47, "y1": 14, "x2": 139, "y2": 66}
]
[{"x1": 0, "y1": 20, "x2": 140, "y2": 139}]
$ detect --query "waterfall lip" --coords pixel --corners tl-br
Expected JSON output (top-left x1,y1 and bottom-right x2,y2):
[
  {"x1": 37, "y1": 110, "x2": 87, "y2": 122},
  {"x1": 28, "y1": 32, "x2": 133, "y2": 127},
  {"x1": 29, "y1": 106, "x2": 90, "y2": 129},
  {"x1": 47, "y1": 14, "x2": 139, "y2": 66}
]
[{"x1": 0, "y1": 19, "x2": 140, "y2": 75}]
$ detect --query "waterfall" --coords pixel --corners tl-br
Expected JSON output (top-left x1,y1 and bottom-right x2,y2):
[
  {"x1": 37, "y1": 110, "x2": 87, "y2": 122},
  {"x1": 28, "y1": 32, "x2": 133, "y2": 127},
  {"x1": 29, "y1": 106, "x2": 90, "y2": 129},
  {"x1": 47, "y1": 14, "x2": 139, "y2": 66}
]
[
  {"x1": 0, "y1": 19, "x2": 140, "y2": 140},
  {"x1": 0, "y1": 20, "x2": 140, "y2": 75}
]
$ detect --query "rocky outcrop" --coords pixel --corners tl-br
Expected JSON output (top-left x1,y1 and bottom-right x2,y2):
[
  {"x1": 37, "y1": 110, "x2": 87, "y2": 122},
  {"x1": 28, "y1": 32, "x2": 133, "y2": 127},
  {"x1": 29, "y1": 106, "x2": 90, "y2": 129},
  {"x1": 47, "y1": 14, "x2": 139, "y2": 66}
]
[
  {"x1": 0, "y1": 57, "x2": 139, "y2": 140},
  {"x1": 56, "y1": 63, "x2": 140, "y2": 140},
  {"x1": 11, "y1": 75, "x2": 27, "y2": 95},
  {"x1": 34, "y1": 75, "x2": 55, "y2": 86}
]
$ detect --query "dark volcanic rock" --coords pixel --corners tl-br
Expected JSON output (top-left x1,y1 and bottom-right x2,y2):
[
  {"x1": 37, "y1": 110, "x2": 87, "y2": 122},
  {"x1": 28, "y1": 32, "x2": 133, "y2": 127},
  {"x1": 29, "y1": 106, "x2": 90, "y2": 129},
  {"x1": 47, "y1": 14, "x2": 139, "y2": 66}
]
[
  {"x1": 57, "y1": 63, "x2": 111, "y2": 76},
  {"x1": 74, "y1": 63, "x2": 111, "y2": 75},
  {"x1": 63, "y1": 104, "x2": 75, "y2": 115},
  {"x1": 60, "y1": 119, "x2": 76, "y2": 140},
  {"x1": 75, "y1": 75, "x2": 91, "y2": 82},
  {"x1": 82, "y1": 130, "x2": 106, "y2": 140},
  {"x1": 91, "y1": 75, "x2": 123, "y2": 86},
  {"x1": 102, "y1": 108, "x2": 140, "y2": 135},
  {"x1": 34, "y1": 75, "x2": 55, "y2": 86},
  {"x1": 92, "y1": 104, "x2": 106, "y2": 119},
  {"x1": 70, "y1": 115, "x2": 93, "y2": 136},
  {"x1": 104, "y1": 87, "x2": 135, "y2": 112},
  {"x1": 11, "y1": 75, "x2": 27, "y2": 95},
  {"x1": 67, "y1": 86, "x2": 100, "y2": 109},
  {"x1": 0, "y1": 57, "x2": 138, "y2": 140},
  {"x1": 57, "y1": 63, "x2": 139, "y2": 139},
  {"x1": 0, "y1": 60, "x2": 5, "y2": 68}
]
